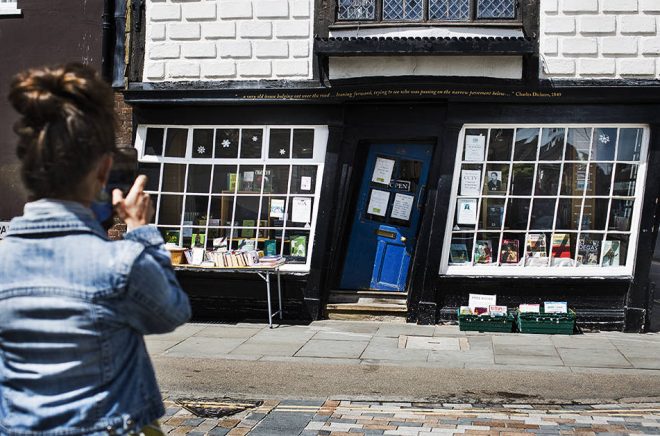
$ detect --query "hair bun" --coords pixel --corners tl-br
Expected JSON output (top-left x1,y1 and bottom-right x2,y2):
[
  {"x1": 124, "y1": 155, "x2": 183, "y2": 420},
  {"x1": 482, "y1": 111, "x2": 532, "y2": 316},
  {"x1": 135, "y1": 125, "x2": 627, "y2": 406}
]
[{"x1": 8, "y1": 64, "x2": 95, "y2": 123}]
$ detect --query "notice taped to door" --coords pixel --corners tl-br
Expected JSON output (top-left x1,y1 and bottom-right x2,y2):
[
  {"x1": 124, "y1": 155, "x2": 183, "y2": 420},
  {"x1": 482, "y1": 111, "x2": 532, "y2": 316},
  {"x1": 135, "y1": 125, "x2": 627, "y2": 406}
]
[
  {"x1": 372, "y1": 157, "x2": 395, "y2": 185},
  {"x1": 390, "y1": 193, "x2": 414, "y2": 221},
  {"x1": 367, "y1": 189, "x2": 390, "y2": 217}
]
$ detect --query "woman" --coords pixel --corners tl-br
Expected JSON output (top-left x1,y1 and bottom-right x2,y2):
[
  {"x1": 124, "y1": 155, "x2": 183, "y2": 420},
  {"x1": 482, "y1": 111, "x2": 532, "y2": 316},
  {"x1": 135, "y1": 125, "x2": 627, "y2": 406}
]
[{"x1": 0, "y1": 64, "x2": 191, "y2": 434}]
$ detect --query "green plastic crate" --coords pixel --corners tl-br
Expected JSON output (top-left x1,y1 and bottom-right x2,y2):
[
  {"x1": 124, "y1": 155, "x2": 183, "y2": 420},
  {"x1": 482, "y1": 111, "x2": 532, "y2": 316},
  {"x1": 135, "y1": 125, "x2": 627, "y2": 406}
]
[
  {"x1": 458, "y1": 311, "x2": 515, "y2": 333},
  {"x1": 516, "y1": 310, "x2": 576, "y2": 335}
]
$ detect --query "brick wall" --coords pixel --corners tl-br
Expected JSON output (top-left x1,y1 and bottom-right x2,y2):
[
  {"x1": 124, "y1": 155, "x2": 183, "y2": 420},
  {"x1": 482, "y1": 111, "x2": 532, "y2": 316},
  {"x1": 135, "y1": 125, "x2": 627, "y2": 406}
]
[
  {"x1": 541, "y1": 0, "x2": 660, "y2": 79},
  {"x1": 114, "y1": 92, "x2": 133, "y2": 147},
  {"x1": 144, "y1": 0, "x2": 313, "y2": 81}
]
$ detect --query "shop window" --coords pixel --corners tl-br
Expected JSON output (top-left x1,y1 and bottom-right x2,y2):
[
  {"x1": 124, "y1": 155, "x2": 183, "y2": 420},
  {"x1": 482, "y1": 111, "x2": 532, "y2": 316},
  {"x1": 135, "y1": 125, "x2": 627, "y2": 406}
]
[
  {"x1": 442, "y1": 125, "x2": 649, "y2": 277},
  {"x1": 337, "y1": 0, "x2": 517, "y2": 23},
  {"x1": 135, "y1": 125, "x2": 328, "y2": 272}
]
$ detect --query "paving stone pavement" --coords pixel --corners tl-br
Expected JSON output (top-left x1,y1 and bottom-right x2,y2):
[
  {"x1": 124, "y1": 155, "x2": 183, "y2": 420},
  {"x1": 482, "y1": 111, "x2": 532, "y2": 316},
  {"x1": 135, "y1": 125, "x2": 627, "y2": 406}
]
[
  {"x1": 146, "y1": 321, "x2": 660, "y2": 372},
  {"x1": 159, "y1": 397, "x2": 660, "y2": 435}
]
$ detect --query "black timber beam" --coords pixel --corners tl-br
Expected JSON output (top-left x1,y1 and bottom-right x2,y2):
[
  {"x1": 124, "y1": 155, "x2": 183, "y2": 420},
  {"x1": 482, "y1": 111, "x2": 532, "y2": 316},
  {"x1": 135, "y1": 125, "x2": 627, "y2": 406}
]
[{"x1": 314, "y1": 36, "x2": 536, "y2": 56}]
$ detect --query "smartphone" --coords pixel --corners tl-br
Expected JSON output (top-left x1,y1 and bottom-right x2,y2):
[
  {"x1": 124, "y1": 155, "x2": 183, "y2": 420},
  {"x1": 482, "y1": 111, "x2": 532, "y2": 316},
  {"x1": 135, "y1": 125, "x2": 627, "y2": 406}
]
[{"x1": 91, "y1": 148, "x2": 138, "y2": 229}]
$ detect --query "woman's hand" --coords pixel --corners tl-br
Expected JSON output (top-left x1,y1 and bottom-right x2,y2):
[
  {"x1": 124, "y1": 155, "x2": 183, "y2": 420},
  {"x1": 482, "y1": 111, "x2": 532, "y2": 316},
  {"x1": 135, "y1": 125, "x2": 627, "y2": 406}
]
[{"x1": 112, "y1": 175, "x2": 155, "y2": 231}]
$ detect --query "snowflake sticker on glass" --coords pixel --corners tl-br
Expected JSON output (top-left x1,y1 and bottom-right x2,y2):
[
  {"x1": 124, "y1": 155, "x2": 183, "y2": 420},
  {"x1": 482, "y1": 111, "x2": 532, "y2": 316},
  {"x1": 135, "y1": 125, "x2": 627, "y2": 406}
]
[
  {"x1": 215, "y1": 129, "x2": 239, "y2": 158},
  {"x1": 192, "y1": 129, "x2": 213, "y2": 158}
]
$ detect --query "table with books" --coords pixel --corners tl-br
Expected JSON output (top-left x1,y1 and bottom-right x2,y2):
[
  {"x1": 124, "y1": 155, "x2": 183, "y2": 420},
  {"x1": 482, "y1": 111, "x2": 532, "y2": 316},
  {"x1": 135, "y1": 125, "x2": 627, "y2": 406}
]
[{"x1": 172, "y1": 251, "x2": 286, "y2": 328}]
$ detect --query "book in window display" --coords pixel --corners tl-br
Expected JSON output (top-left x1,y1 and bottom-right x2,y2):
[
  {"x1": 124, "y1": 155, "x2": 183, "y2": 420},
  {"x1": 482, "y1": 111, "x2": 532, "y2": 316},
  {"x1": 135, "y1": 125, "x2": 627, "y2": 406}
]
[
  {"x1": 499, "y1": 239, "x2": 519, "y2": 264},
  {"x1": 290, "y1": 235, "x2": 308, "y2": 259},
  {"x1": 551, "y1": 233, "x2": 573, "y2": 266},
  {"x1": 450, "y1": 243, "x2": 469, "y2": 264},
  {"x1": 474, "y1": 240, "x2": 493, "y2": 264},
  {"x1": 577, "y1": 237, "x2": 600, "y2": 266},
  {"x1": 601, "y1": 240, "x2": 620, "y2": 267},
  {"x1": 486, "y1": 205, "x2": 503, "y2": 229},
  {"x1": 525, "y1": 234, "x2": 548, "y2": 266}
]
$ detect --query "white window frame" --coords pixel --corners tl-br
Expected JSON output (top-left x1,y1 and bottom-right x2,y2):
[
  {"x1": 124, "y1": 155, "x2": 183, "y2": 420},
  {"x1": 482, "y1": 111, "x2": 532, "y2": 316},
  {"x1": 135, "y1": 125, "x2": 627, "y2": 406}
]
[
  {"x1": 0, "y1": 0, "x2": 21, "y2": 15},
  {"x1": 439, "y1": 123, "x2": 650, "y2": 278},
  {"x1": 134, "y1": 124, "x2": 329, "y2": 273}
]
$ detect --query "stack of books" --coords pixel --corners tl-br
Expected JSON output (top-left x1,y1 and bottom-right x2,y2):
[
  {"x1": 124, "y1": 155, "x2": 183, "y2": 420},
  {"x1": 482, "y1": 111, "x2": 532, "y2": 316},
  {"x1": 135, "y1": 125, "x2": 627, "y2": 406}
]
[
  {"x1": 258, "y1": 255, "x2": 286, "y2": 267},
  {"x1": 210, "y1": 250, "x2": 262, "y2": 267}
]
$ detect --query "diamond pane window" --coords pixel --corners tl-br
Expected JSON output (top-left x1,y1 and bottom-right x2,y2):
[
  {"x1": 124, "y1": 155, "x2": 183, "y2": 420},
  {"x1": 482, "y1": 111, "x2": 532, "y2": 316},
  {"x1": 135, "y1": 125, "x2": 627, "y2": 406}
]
[
  {"x1": 338, "y1": 0, "x2": 375, "y2": 20},
  {"x1": 429, "y1": 0, "x2": 469, "y2": 20},
  {"x1": 477, "y1": 0, "x2": 515, "y2": 19},
  {"x1": 383, "y1": 0, "x2": 423, "y2": 20}
]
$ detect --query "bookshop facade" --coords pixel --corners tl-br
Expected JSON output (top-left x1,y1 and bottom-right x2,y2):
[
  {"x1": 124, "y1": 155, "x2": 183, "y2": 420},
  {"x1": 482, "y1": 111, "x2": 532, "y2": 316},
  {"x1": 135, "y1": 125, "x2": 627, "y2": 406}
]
[{"x1": 124, "y1": 96, "x2": 659, "y2": 332}]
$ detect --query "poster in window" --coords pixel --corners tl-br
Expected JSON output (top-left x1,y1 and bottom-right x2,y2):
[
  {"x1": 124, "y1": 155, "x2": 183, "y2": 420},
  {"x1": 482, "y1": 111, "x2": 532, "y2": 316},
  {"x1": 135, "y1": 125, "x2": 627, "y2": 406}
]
[
  {"x1": 390, "y1": 193, "x2": 414, "y2": 221},
  {"x1": 371, "y1": 157, "x2": 395, "y2": 185},
  {"x1": 456, "y1": 199, "x2": 477, "y2": 225},
  {"x1": 367, "y1": 189, "x2": 390, "y2": 217},
  {"x1": 460, "y1": 170, "x2": 481, "y2": 196},
  {"x1": 500, "y1": 239, "x2": 519, "y2": 264},
  {"x1": 464, "y1": 135, "x2": 485, "y2": 162},
  {"x1": 601, "y1": 240, "x2": 620, "y2": 267},
  {"x1": 300, "y1": 176, "x2": 312, "y2": 191},
  {"x1": 270, "y1": 198, "x2": 285, "y2": 219},
  {"x1": 486, "y1": 171, "x2": 503, "y2": 192},
  {"x1": 291, "y1": 197, "x2": 312, "y2": 223}
]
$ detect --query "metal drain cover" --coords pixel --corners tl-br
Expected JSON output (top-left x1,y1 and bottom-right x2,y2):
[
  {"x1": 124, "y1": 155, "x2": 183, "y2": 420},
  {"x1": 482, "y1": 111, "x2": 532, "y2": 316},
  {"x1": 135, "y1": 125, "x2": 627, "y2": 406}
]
[{"x1": 176, "y1": 398, "x2": 263, "y2": 418}]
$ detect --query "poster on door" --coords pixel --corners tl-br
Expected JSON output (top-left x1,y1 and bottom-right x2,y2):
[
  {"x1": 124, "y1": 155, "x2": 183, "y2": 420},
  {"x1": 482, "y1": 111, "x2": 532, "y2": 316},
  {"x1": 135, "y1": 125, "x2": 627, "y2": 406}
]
[
  {"x1": 367, "y1": 189, "x2": 390, "y2": 217},
  {"x1": 390, "y1": 193, "x2": 414, "y2": 221},
  {"x1": 371, "y1": 157, "x2": 395, "y2": 185}
]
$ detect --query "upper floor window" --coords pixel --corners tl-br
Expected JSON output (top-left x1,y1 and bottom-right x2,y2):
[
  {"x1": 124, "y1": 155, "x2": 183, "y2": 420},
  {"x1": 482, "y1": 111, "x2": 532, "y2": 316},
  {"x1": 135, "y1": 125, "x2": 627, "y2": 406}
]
[
  {"x1": 0, "y1": 0, "x2": 20, "y2": 15},
  {"x1": 337, "y1": 0, "x2": 517, "y2": 22}
]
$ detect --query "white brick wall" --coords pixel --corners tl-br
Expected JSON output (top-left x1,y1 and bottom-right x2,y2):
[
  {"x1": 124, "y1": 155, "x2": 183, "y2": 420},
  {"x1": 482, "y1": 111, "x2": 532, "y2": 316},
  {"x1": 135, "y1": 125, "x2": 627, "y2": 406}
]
[
  {"x1": 144, "y1": 0, "x2": 313, "y2": 82},
  {"x1": 541, "y1": 0, "x2": 660, "y2": 79}
]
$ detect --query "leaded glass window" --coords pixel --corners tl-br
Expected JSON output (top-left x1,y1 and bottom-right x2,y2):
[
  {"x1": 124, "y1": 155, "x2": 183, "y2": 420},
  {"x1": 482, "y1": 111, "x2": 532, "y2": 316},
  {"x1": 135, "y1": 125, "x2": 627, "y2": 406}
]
[
  {"x1": 338, "y1": 0, "x2": 375, "y2": 20},
  {"x1": 442, "y1": 125, "x2": 649, "y2": 277},
  {"x1": 383, "y1": 0, "x2": 423, "y2": 21},
  {"x1": 430, "y1": 0, "x2": 469, "y2": 21},
  {"x1": 477, "y1": 0, "x2": 515, "y2": 19},
  {"x1": 337, "y1": 0, "x2": 517, "y2": 22}
]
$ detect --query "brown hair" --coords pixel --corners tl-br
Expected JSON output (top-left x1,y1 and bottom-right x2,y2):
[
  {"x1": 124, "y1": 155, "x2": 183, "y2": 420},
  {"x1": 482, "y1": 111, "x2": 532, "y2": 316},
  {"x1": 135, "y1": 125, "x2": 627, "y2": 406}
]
[{"x1": 8, "y1": 63, "x2": 117, "y2": 199}]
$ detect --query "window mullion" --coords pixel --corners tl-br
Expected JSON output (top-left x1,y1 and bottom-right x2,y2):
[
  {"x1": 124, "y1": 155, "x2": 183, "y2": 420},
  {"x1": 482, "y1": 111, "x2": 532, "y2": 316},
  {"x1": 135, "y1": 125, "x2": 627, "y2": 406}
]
[
  {"x1": 575, "y1": 127, "x2": 594, "y2": 268},
  {"x1": 522, "y1": 128, "x2": 541, "y2": 267},
  {"x1": 549, "y1": 130, "x2": 568, "y2": 266},
  {"x1": 472, "y1": 128, "x2": 491, "y2": 266}
]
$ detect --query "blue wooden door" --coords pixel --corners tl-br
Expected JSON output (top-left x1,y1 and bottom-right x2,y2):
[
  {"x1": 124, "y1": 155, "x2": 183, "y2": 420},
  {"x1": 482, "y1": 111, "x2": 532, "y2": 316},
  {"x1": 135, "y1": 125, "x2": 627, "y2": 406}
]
[{"x1": 339, "y1": 143, "x2": 433, "y2": 291}]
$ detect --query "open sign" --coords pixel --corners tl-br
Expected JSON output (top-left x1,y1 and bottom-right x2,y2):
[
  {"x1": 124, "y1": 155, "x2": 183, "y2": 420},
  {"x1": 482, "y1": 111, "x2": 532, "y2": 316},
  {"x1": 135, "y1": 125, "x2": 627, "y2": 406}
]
[{"x1": 390, "y1": 179, "x2": 411, "y2": 191}]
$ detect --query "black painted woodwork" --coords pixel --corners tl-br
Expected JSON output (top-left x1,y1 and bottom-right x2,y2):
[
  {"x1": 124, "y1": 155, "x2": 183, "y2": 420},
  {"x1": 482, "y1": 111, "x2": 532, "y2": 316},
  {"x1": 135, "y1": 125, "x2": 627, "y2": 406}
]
[
  {"x1": 313, "y1": 36, "x2": 535, "y2": 56},
  {"x1": 128, "y1": 100, "x2": 660, "y2": 332}
]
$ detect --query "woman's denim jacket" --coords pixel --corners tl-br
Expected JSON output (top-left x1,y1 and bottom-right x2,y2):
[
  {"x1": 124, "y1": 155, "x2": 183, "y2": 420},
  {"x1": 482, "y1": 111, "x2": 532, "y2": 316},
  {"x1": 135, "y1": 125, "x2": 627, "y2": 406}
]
[{"x1": 0, "y1": 200, "x2": 191, "y2": 435}]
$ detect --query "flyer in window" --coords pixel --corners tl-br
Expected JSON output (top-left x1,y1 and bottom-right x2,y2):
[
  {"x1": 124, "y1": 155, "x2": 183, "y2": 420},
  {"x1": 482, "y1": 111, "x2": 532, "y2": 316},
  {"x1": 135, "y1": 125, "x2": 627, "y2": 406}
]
[
  {"x1": 371, "y1": 157, "x2": 395, "y2": 185},
  {"x1": 291, "y1": 197, "x2": 312, "y2": 223},
  {"x1": 270, "y1": 199, "x2": 285, "y2": 219},
  {"x1": 300, "y1": 176, "x2": 312, "y2": 191},
  {"x1": 367, "y1": 189, "x2": 390, "y2": 217},
  {"x1": 460, "y1": 170, "x2": 481, "y2": 196},
  {"x1": 456, "y1": 199, "x2": 477, "y2": 225},
  {"x1": 390, "y1": 193, "x2": 414, "y2": 221},
  {"x1": 464, "y1": 135, "x2": 485, "y2": 161}
]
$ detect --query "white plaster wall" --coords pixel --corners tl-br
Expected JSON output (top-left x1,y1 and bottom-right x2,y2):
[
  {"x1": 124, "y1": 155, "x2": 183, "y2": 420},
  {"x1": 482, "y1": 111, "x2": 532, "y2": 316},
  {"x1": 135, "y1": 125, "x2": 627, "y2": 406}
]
[
  {"x1": 329, "y1": 56, "x2": 523, "y2": 80},
  {"x1": 540, "y1": 0, "x2": 660, "y2": 79},
  {"x1": 144, "y1": 0, "x2": 313, "y2": 82}
]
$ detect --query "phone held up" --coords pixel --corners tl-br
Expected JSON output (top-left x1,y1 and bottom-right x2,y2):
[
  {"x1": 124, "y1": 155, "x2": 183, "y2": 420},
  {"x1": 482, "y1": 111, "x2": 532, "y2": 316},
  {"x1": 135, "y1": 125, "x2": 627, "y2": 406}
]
[{"x1": 91, "y1": 148, "x2": 138, "y2": 230}]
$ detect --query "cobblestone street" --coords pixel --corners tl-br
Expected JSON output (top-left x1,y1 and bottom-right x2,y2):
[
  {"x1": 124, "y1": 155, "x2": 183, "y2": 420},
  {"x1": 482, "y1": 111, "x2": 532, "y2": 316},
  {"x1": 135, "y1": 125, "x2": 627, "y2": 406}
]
[{"x1": 159, "y1": 398, "x2": 660, "y2": 436}]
